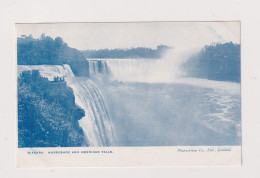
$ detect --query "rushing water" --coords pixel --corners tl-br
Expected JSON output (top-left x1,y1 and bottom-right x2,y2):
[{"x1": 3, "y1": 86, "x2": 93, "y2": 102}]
[
  {"x1": 87, "y1": 58, "x2": 241, "y2": 146},
  {"x1": 97, "y1": 81, "x2": 240, "y2": 146}
]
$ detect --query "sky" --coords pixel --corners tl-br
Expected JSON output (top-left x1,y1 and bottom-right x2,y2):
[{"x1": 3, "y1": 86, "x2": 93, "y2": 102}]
[{"x1": 16, "y1": 22, "x2": 240, "y2": 50}]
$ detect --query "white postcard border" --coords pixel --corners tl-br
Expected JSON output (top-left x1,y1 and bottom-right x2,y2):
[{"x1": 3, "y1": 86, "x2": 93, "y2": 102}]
[{"x1": 16, "y1": 146, "x2": 241, "y2": 167}]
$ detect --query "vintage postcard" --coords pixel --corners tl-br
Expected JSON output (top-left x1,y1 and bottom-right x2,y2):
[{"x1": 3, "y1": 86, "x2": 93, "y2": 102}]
[{"x1": 16, "y1": 22, "x2": 241, "y2": 167}]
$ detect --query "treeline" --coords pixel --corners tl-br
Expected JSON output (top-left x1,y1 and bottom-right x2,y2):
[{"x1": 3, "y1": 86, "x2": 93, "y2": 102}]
[
  {"x1": 17, "y1": 34, "x2": 170, "y2": 76},
  {"x1": 183, "y1": 42, "x2": 240, "y2": 83},
  {"x1": 82, "y1": 45, "x2": 170, "y2": 59},
  {"x1": 17, "y1": 34, "x2": 90, "y2": 77},
  {"x1": 18, "y1": 70, "x2": 86, "y2": 147}
]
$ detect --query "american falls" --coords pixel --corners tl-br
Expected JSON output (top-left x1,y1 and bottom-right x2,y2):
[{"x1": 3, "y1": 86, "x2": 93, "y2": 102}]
[{"x1": 18, "y1": 64, "x2": 116, "y2": 147}]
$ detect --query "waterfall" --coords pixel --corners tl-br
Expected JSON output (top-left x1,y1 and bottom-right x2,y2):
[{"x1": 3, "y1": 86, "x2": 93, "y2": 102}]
[
  {"x1": 86, "y1": 49, "x2": 199, "y2": 83},
  {"x1": 87, "y1": 59, "x2": 159, "y2": 82},
  {"x1": 88, "y1": 60, "x2": 110, "y2": 76},
  {"x1": 67, "y1": 77, "x2": 115, "y2": 146},
  {"x1": 86, "y1": 51, "x2": 187, "y2": 83},
  {"x1": 18, "y1": 64, "x2": 116, "y2": 147}
]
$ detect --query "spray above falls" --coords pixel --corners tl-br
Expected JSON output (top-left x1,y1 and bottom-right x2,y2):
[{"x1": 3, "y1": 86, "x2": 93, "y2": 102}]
[{"x1": 87, "y1": 48, "x2": 198, "y2": 83}]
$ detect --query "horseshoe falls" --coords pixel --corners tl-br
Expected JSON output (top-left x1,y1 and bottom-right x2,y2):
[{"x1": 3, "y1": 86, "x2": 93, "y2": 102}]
[
  {"x1": 18, "y1": 65, "x2": 116, "y2": 147},
  {"x1": 87, "y1": 50, "x2": 192, "y2": 83},
  {"x1": 88, "y1": 58, "x2": 181, "y2": 82}
]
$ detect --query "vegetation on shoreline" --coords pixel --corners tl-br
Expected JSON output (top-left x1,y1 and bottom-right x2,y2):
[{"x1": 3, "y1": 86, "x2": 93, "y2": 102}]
[
  {"x1": 82, "y1": 45, "x2": 170, "y2": 59},
  {"x1": 18, "y1": 70, "x2": 86, "y2": 147},
  {"x1": 183, "y1": 42, "x2": 240, "y2": 83}
]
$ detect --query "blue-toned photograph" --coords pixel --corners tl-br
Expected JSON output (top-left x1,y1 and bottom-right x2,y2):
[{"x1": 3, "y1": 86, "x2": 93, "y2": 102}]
[{"x1": 17, "y1": 22, "x2": 241, "y2": 147}]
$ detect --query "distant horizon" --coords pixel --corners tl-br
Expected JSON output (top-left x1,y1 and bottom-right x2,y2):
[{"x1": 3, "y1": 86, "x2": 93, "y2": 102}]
[
  {"x1": 18, "y1": 33, "x2": 239, "y2": 51},
  {"x1": 16, "y1": 22, "x2": 240, "y2": 51}
]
